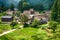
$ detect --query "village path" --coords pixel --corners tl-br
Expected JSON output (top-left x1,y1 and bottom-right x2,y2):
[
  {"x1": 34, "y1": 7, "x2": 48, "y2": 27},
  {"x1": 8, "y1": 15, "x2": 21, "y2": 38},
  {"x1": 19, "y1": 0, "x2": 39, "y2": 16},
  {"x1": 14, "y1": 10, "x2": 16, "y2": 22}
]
[
  {"x1": 0, "y1": 25, "x2": 23, "y2": 37},
  {"x1": 0, "y1": 29, "x2": 16, "y2": 37}
]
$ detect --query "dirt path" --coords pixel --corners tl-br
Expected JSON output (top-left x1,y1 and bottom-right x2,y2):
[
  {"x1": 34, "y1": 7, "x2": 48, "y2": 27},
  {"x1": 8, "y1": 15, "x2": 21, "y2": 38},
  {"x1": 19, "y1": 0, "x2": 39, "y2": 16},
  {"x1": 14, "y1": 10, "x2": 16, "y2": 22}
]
[
  {"x1": 0, "y1": 29, "x2": 16, "y2": 37},
  {"x1": 0, "y1": 25, "x2": 23, "y2": 37}
]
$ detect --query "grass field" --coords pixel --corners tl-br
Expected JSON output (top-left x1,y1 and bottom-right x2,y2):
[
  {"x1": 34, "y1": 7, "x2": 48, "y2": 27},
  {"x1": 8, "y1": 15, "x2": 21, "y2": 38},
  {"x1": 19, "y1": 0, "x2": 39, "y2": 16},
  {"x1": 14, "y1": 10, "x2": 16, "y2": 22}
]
[
  {"x1": 0, "y1": 27, "x2": 38, "y2": 40},
  {"x1": 0, "y1": 25, "x2": 60, "y2": 40}
]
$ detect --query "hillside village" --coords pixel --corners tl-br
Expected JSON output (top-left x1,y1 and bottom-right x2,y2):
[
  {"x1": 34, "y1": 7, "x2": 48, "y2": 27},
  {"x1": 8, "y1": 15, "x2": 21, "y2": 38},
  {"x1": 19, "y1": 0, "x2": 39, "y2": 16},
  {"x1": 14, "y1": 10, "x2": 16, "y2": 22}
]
[
  {"x1": 0, "y1": 0, "x2": 60, "y2": 40},
  {"x1": 1, "y1": 9, "x2": 51, "y2": 24}
]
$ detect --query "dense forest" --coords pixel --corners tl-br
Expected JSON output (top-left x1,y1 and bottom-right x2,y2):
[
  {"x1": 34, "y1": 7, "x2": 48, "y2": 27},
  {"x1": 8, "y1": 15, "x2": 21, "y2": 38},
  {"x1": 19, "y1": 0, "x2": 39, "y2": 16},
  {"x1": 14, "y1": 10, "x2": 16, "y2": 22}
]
[{"x1": 0, "y1": 0, "x2": 54, "y2": 10}]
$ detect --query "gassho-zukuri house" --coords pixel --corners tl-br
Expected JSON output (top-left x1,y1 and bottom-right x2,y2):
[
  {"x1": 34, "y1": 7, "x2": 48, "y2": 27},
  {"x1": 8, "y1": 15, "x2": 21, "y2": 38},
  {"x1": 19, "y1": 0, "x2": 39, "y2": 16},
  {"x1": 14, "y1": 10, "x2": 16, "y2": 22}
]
[
  {"x1": 20, "y1": 9, "x2": 50, "y2": 24},
  {"x1": 1, "y1": 16, "x2": 13, "y2": 22}
]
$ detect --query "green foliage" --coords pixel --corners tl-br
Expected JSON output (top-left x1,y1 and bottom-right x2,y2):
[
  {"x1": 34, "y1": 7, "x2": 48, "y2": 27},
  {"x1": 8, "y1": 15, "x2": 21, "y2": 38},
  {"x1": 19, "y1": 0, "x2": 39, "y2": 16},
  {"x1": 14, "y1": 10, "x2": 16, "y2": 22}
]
[
  {"x1": 13, "y1": 24, "x2": 20, "y2": 29},
  {"x1": 23, "y1": 23, "x2": 29, "y2": 28},
  {"x1": 40, "y1": 24, "x2": 48, "y2": 29},
  {"x1": 0, "y1": 21, "x2": 2, "y2": 24},
  {"x1": 0, "y1": 2, "x2": 4, "y2": 10},
  {"x1": 10, "y1": 4, "x2": 14, "y2": 11},
  {"x1": 22, "y1": 2, "x2": 30, "y2": 10},
  {"x1": 20, "y1": 14, "x2": 28, "y2": 25},
  {"x1": 0, "y1": 35, "x2": 9, "y2": 40},
  {"x1": 31, "y1": 29, "x2": 47, "y2": 40},
  {"x1": 16, "y1": 11, "x2": 21, "y2": 17},
  {"x1": 0, "y1": 29, "x2": 3, "y2": 33},
  {"x1": 0, "y1": 27, "x2": 38, "y2": 40},
  {"x1": 0, "y1": 12, "x2": 6, "y2": 17},
  {"x1": 14, "y1": 36, "x2": 27, "y2": 40},
  {"x1": 0, "y1": 27, "x2": 60, "y2": 40},
  {"x1": 0, "y1": 2, "x2": 8, "y2": 11},
  {"x1": 51, "y1": 0, "x2": 60, "y2": 22},
  {"x1": 49, "y1": 21, "x2": 58, "y2": 33},
  {"x1": 50, "y1": 0, "x2": 60, "y2": 39},
  {"x1": 18, "y1": 1, "x2": 23, "y2": 11},
  {"x1": 10, "y1": 22, "x2": 18, "y2": 29},
  {"x1": 0, "y1": 24, "x2": 11, "y2": 30},
  {"x1": 18, "y1": 0, "x2": 30, "y2": 12},
  {"x1": 18, "y1": 0, "x2": 45, "y2": 12}
]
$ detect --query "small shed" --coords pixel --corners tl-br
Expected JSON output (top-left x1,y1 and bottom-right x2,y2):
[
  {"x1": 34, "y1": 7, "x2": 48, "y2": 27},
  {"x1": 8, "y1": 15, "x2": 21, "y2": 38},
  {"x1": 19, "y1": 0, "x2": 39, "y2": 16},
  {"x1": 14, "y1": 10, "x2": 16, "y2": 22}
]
[{"x1": 1, "y1": 16, "x2": 13, "y2": 22}]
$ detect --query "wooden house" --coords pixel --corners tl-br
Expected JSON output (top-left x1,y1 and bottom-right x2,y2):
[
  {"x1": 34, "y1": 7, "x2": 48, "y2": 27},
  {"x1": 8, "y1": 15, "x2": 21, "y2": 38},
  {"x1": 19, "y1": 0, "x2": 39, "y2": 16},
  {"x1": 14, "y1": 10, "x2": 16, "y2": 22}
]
[
  {"x1": 20, "y1": 9, "x2": 50, "y2": 24},
  {"x1": 1, "y1": 16, "x2": 13, "y2": 22}
]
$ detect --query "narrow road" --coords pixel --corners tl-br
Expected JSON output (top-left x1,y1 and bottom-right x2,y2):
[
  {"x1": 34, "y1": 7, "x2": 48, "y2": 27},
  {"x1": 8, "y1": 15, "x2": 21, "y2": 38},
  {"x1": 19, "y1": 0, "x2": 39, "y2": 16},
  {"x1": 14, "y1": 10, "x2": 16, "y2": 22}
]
[{"x1": 0, "y1": 29, "x2": 16, "y2": 37}]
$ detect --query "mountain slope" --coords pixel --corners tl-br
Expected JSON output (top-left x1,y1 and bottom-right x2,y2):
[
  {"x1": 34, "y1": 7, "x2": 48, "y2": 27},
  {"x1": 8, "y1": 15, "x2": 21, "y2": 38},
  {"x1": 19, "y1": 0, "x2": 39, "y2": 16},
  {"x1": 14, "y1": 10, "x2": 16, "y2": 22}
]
[{"x1": 0, "y1": 0, "x2": 54, "y2": 9}]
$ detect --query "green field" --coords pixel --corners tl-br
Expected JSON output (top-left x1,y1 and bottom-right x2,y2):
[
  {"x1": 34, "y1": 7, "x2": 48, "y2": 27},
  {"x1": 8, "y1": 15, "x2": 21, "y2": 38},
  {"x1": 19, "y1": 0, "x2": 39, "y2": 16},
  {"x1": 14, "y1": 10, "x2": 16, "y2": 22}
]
[{"x1": 0, "y1": 27, "x2": 38, "y2": 40}]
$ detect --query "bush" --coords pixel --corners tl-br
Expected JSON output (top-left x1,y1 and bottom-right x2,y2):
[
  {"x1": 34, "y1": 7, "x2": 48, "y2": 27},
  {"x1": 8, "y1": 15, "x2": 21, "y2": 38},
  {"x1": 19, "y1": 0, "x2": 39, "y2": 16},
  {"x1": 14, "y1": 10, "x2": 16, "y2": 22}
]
[
  {"x1": 23, "y1": 23, "x2": 29, "y2": 28},
  {"x1": 10, "y1": 22, "x2": 18, "y2": 29},
  {"x1": 56, "y1": 18, "x2": 60, "y2": 22},
  {"x1": 40, "y1": 24, "x2": 48, "y2": 29},
  {"x1": 14, "y1": 24, "x2": 20, "y2": 29},
  {"x1": 49, "y1": 21, "x2": 58, "y2": 33},
  {"x1": 0, "y1": 21, "x2": 2, "y2": 24}
]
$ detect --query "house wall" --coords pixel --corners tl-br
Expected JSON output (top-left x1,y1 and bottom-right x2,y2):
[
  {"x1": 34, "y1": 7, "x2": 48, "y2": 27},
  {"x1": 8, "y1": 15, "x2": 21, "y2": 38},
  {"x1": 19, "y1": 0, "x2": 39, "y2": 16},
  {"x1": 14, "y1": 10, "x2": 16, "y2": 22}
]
[{"x1": 2, "y1": 18, "x2": 13, "y2": 22}]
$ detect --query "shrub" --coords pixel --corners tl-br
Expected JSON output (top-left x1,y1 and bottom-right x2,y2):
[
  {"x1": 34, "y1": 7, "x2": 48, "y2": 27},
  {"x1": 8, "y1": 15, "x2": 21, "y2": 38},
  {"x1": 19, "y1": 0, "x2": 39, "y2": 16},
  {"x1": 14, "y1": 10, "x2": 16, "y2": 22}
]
[
  {"x1": 40, "y1": 24, "x2": 48, "y2": 29},
  {"x1": 56, "y1": 18, "x2": 60, "y2": 22},
  {"x1": 49, "y1": 21, "x2": 58, "y2": 33},
  {"x1": 31, "y1": 19, "x2": 40, "y2": 28},
  {"x1": 20, "y1": 14, "x2": 28, "y2": 26},
  {"x1": 10, "y1": 22, "x2": 18, "y2": 29},
  {"x1": 14, "y1": 24, "x2": 20, "y2": 29},
  {"x1": 23, "y1": 23, "x2": 29, "y2": 28},
  {"x1": 0, "y1": 21, "x2": 2, "y2": 24}
]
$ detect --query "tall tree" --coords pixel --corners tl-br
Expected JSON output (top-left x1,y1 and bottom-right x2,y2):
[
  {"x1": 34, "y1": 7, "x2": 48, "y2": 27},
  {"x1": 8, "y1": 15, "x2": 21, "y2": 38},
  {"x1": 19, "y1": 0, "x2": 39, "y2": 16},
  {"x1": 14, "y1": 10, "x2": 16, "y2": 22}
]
[
  {"x1": 0, "y1": 2, "x2": 9, "y2": 11},
  {"x1": 0, "y1": 2, "x2": 5, "y2": 11},
  {"x1": 50, "y1": 0, "x2": 60, "y2": 22},
  {"x1": 18, "y1": 0, "x2": 30, "y2": 12},
  {"x1": 18, "y1": 1, "x2": 23, "y2": 11},
  {"x1": 20, "y1": 14, "x2": 28, "y2": 25},
  {"x1": 22, "y1": 2, "x2": 30, "y2": 10},
  {"x1": 10, "y1": 4, "x2": 14, "y2": 11}
]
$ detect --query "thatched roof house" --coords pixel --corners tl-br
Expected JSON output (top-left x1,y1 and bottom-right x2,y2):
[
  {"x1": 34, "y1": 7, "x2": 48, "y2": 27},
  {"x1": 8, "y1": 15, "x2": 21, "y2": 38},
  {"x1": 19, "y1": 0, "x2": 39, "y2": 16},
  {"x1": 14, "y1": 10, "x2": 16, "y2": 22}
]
[
  {"x1": 1, "y1": 16, "x2": 13, "y2": 22},
  {"x1": 20, "y1": 9, "x2": 50, "y2": 24}
]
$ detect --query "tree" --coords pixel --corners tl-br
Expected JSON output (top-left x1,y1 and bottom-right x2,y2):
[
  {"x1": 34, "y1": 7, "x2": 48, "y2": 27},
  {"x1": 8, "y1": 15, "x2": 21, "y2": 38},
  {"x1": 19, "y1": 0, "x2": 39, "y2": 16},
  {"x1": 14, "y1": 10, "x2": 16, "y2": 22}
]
[
  {"x1": 33, "y1": 3, "x2": 44, "y2": 11},
  {"x1": 10, "y1": 4, "x2": 14, "y2": 11},
  {"x1": 22, "y1": 2, "x2": 30, "y2": 10},
  {"x1": 10, "y1": 22, "x2": 18, "y2": 29},
  {"x1": 18, "y1": 1, "x2": 23, "y2": 11},
  {"x1": 18, "y1": 0, "x2": 30, "y2": 12},
  {"x1": 50, "y1": 0, "x2": 60, "y2": 22},
  {"x1": 0, "y1": 2, "x2": 6, "y2": 11},
  {"x1": 31, "y1": 19, "x2": 39, "y2": 28},
  {"x1": 20, "y1": 14, "x2": 28, "y2": 26}
]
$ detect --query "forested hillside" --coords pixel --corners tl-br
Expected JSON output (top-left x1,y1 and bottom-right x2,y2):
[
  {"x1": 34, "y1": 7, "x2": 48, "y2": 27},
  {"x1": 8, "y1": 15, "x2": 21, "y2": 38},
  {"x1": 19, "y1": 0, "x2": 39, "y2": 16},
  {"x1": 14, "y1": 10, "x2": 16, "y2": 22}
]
[{"x1": 0, "y1": 0, "x2": 54, "y2": 10}]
